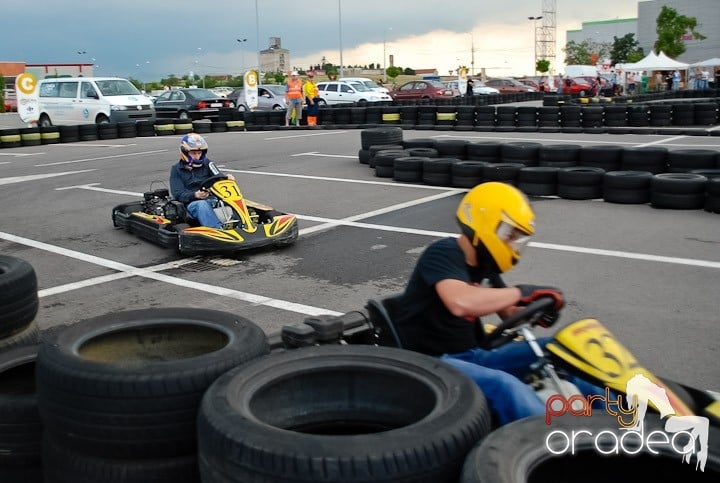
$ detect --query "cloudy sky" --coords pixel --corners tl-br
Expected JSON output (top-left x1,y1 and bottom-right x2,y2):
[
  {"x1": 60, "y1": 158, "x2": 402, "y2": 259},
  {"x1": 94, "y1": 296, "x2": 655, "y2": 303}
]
[{"x1": 1, "y1": 0, "x2": 639, "y2": 81}]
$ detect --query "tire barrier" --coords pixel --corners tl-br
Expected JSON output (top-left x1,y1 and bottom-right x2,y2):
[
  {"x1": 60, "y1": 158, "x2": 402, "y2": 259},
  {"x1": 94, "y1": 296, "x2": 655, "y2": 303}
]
[
  {"x1": 36, "y1": 308, "x2": 269, "y2": 481},
  {"x1": 20, "y1": 127, "x2": 41, "y2": 146},
  {"x1": 0, "y1": 256, "x2": 39, "y2": 341},
  {"x1": 354, "y1": 128, "x2": 719, "y2": 213},
  {"x1": 197, "y1": 345, "x2": 492, "y2": 483}
]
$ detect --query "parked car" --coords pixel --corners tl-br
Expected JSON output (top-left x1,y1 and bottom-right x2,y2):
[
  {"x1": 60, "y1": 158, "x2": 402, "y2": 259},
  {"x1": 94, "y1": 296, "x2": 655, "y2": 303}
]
[
  {"x1": 316, "y1": 81, "x2": 391, "y2": 105},
  {"x1": 153, "y1": 88, "x2": 234, "y2": 120},
  {"x1": 3, "y1": 88, "x2": 17, "y2": 112},
  {"x1": 339, "y1": 77, "x2": 390, "y2": 94},
  {"x1": 441, "y1": 81, "x2": 462, "y2": 97},
  {"x1": 211, "y1": 86, "x2": 234, "y2": 98},
  {"x1": 389, "y1": 80, "x2": 455, "y2": 101},
  {"x1": 484, "y1": 78, "x2": 536, "y2": 94},
  {"x1": 561, "y1": 77, "x2": 594, "y2": 96},
  {"x1": 472, "y1": 81, "x2": 500, "y2": 95},
  {"x1": 516, "y1": 78, "x2": 541, "y2": 90},
  {"x1": 574, "y1": 76, "x2": 613, "y2": 96},
  {"x1": 227, "y1": 85, "x2": 288, "y2": 111}
]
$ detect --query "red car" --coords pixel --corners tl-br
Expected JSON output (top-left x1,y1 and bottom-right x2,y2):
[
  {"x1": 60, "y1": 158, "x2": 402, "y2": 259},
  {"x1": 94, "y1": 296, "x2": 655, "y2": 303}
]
[
  {"x1": 389, "y1": 80, "x2": 455, "y2": 101},
  {"x1": 561, "y1": 78, "x2": 594, "y2": 96},
  {"x1": 484, "y1": 78, "x2": 537, "y2": 94}
]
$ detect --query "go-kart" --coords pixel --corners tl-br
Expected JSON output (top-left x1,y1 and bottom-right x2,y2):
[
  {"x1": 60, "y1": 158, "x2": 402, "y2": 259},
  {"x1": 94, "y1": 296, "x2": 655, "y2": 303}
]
[
  {"x1": 267, "y1": 295, "x2": 720, "y2": 429},
  {"x1": 112, "y1": 175, "x2": 298, "y2": 255}
]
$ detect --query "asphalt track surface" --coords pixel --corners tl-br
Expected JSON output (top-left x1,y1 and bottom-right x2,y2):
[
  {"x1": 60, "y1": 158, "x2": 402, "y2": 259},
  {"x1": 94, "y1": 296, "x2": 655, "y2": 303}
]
[{"x1": 1, "y1": 112, "x2": 719, "y2": 393}]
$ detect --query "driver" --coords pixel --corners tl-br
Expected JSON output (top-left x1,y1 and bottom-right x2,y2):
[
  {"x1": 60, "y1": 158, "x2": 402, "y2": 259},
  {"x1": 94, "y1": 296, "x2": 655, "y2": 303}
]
[
  {"x1": 169, "y1": 133, "x2": 235, "y2": 229},
  {"x1": 392, "y1": 182, "x2": 565, "y2": 426}
]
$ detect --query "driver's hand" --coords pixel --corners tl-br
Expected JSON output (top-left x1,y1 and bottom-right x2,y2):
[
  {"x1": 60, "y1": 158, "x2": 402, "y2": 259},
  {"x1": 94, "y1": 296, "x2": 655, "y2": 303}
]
[
  {"x1": 226, "y1": 174, "x2": 235, "y2": 181},
  {"x1": 195, "y1": 190, "x2": 209, "y2": 199},
  {"x1": 516, "y1": 284, "x2": 564, "y2": 311}
]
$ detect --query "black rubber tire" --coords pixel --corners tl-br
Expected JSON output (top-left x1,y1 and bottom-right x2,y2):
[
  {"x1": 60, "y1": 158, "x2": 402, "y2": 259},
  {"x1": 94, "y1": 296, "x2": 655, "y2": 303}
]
[
  {"x1": 402, "y1": 138, "x2": 436, "y2": 149},
  {"x1": 435, "y1": 139, "x2": 469, "y2": 158},
  {"x1": 198, "y1": 345, "x2": 492, "y2": 483},
  {"x1": 0, "y1": 344, "x2": 42, "y2": 478},
  {"x1": 538, "y1": 144, "x2": 581, "y2": 168},
  {"x1": 621, "y1": 147, "x2": 668, "y2": 174},
  {"x1": 705, "y1": 194, "x2": 720, "y2": 213},
  {"x1": 603, "y1": 170, "x2": 653, "y2": 189},
  {"x1": 667, "y1": 149, "x2": 718, "y2": 173},
  {"x1": 374, "y1": 165, "x2": 394, "y2": 178},
  {"x1": 36, "y1": 308, "x2": 269, "y2": 459},
  {"x1": 579, "y1": 145, "x2": 623, "y2": 171},
  {"x1": 557, "y1": 166, "x2": 605, "y2": 200},
  {"x1": 42, "y1": 436, "x2": 200, "y2": 483},
  {"x1": 460, "y1": 413, "x2": 720, "y2": 483},
  {"x1": 501, "y1": 142, "x2": 541, "y2": 166},
  {"x1": 358, "y1": 149, "x2": 371, "y2": 165},
  {"x1": 0, "y1": 256, "x2": 39, "y2": 339},
  {"x1": 423, "y1": 157, "x2": 458, "y2": 174},
  {"x1": 452, "y1": 161, "x2": 490, "y2": 177},
  {"x1": 482, "y1": 163, "x2": 524, "y2": 185},
  {"x1": 651, "y1": 191, "x2": 706, "y2": 210},
  {"x1": 360, "y1": 127, "x2": 403, "y2": 150},
  {"x1": 0, "y1": 321, "x2": 40, "y2": 351},
  {"x1": 652, "y1": 173, "x2": 708, "y2": 194}
]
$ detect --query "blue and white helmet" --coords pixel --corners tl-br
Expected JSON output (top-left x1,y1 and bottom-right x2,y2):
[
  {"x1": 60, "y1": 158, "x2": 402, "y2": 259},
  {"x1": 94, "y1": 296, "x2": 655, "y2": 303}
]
[{"x1": 180, "y1": 133, "x2": 208, "y2": 166}]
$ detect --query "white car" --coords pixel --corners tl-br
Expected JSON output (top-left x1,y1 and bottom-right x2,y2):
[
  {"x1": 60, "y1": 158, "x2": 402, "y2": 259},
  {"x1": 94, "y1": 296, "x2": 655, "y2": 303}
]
[
  {"x1": 472, "y1": 81, "x2": 500, "y2": 95},
  {"x1": 338, "y1": 77, "x2": 390, "y2": 94},
  {"x1": 316, "y1": 81, "x2": 392, "y2": 105}
]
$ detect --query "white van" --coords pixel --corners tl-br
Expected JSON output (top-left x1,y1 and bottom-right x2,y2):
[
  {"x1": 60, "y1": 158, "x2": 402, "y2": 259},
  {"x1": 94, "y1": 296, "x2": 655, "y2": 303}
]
[{"x1": 37, "y1": 77, "x2": 156, "y2": 126}]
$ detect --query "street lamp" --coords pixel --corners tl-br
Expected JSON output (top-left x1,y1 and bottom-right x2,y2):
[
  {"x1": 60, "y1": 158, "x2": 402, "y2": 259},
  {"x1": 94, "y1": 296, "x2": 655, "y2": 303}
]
[
  {"x1": 338, "y1": 0, "x2": 344, "y2": 78},
  {"x1": 528, "y1": 16, "x2": 543, "y2": 75},
  {"x1": 383, "y1": 27, "x2": 393, "y2": 83},
  {"x1": 237, "y1": 38, "x2": 248, "y2": 73}
]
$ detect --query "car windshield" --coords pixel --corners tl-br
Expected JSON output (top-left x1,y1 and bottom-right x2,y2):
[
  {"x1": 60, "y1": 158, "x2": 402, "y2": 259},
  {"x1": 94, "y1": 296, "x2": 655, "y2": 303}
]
[
  {"x1": 361, "y1": 80, "x2": 381, "y2": 89},
  {"x1": 94, "y1": 80, "x2": 141, "y2": 96},
  {"x1": 264, "y1": 85, "x2": 286, "y2": 96}
]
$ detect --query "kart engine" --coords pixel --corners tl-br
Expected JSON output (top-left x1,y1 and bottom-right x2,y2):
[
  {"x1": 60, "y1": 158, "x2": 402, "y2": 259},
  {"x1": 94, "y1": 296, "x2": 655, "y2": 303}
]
[{"x1": 143, "y1": 189, "x2": 182, "y2": 222}]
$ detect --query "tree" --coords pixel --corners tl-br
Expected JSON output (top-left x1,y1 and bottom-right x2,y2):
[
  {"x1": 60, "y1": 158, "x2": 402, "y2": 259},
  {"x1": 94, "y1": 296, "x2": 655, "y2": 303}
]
[
  {"x1": 563, "y1": 40, "x2": 611, "y2": 65},
  {"x1": 609, "y1": 33, "x2": 644, "y2": 65},
  {"x1": 536, "y1": 59, "x2": 550, "y2": 74},
  {"x1": 386, "y1": 66, "x2": 402, "y2": 79},
  {"x1": 403, "y1": 67, "x2": 415, "y2": 75},
  {"x1": 654, "y1": 5, "x2": 706, "y2": 58}
]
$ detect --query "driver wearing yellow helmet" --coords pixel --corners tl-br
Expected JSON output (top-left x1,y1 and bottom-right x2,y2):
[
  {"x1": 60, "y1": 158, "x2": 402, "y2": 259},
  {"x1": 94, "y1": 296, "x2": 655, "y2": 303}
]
[{"x1": 392, "y1": 182, "x2": 567, "y2": 426}]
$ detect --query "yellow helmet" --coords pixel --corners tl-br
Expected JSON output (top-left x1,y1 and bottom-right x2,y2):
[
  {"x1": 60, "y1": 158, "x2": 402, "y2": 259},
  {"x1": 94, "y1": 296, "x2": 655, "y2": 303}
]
[{"x1": 456, "y1": 182, "x2": 535, "y2": 273}]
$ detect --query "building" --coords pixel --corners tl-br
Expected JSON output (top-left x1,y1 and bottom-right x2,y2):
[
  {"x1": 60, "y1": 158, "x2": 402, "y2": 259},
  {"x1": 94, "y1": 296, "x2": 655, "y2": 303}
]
[
  {"x1": 259, "y1": 37, "x2": 290, "y2": 74},
  {"x1": 565, "y1": 0, "x2": 719, "y2": 65}
]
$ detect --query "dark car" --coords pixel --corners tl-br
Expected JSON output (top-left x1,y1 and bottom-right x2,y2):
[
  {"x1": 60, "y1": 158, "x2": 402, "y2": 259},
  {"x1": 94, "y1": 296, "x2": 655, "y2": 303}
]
[
  {"x1": 389, "y1": 80, "x2": 455, "y2": 101},
  {"x1": 227, "y1": 85, "x2": 288, "y2": 112},
  {"x1": 153, "y1": 88, "x2": 234, "y2": 120},
  {"x1": 484, "y1": 78, "x2": 536, "y2": 94}
]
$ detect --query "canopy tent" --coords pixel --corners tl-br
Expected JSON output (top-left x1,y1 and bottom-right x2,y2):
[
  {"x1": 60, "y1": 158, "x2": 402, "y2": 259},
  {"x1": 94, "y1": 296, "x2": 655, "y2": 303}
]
[
  {"x1": 688, "y1": 57, "x2": 720, "y2": 68},
  {"x1": 618, "y1": 51, "x2": 688, "y2": 71}
]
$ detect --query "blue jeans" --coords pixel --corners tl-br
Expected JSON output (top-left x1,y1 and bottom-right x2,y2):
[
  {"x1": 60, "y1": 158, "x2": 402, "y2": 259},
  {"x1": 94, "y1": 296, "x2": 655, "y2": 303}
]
[
  {"x1": 187, "y1": 199, "x2": 222, "y2": 228},
  {"x1": 440, "y1": 338, "x2": 608, "y2": 427}
]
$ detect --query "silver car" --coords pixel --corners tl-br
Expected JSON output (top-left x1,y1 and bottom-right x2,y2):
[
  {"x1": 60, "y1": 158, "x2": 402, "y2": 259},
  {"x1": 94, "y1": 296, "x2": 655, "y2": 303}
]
[{"x1": 228, "y1": 85, "x2": 288, "y2": 112}]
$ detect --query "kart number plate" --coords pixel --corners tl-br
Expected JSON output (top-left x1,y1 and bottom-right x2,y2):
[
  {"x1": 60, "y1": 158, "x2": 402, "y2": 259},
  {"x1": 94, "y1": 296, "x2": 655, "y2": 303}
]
[{"x1": 210, "y1": 103, "x2": 222, "y2": 107}]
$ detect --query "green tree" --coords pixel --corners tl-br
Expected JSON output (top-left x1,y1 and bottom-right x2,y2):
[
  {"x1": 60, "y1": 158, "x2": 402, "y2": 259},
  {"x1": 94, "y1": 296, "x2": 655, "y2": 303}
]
[
  {"x1": 654, "y1": 5, "x2": 706, "y2": 58},
  {"x1": 0, "y1": 75, "x2": 5, "y2": 113},
  {"x1": 403, "y1": 67, "x2": 415, "y2": 75},
  {"x1": 536, "y1": 59, "x2": 550, "y2": 74},
  {"x1": 563, "y1": 40, "x2": 611, "y2": 65},
  {"x1": 609, "y1": 33, "x2": 643, "y2": 65},
  {"x1": 386, "y1": 66, "x2": 402, "y2": 79}
]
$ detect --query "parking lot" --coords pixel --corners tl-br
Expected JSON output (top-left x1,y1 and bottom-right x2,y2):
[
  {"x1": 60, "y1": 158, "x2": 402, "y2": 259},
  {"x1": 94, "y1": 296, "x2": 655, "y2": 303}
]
[{"x1": 0, "y1": 114, "x2": 718, "y2": 391}]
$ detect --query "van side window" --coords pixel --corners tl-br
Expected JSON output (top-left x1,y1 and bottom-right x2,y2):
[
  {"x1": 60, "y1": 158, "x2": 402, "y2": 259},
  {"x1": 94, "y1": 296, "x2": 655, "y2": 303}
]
[
  {"x1": 59, "y1": 82, "x2": 79, "y2": 98},
  {"x1": 39, "y1": 82, "x2": 60, "y2": 97},
  {"x1": 81, "y1": 82, "x2": 98, "y2": 99}
]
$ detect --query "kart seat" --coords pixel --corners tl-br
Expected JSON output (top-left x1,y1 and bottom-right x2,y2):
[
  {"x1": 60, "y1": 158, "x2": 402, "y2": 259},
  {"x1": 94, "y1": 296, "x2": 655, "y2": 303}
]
[{"x1": 365, "y1": 294, "x2": 404, "y2": 348}]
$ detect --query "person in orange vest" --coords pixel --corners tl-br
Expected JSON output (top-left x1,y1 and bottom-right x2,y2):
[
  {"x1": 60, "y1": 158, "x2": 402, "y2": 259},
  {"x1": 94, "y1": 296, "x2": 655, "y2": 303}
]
[
  {"x1": 303, "y1": 71, "x2": 320, "y2": 126},
  {"x1": 284, "y1": 71, "x2": 303, "y2": 127}
]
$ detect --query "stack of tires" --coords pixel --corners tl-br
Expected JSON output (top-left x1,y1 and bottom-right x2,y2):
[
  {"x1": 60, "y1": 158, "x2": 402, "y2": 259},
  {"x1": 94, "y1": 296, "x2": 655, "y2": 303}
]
[
  {"x1": 0, "y1": 255, "x2": 42, "y2": 483},
  {"x1": 36, "y1": 308, "x2": 270, "y2": 483}
]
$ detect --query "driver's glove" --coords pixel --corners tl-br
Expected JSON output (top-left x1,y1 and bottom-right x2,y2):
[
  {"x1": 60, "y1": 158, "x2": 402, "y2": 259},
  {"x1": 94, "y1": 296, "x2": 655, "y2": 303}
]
[{"x1": 516, "y1": 284, "x2": 565, "y2": 310}]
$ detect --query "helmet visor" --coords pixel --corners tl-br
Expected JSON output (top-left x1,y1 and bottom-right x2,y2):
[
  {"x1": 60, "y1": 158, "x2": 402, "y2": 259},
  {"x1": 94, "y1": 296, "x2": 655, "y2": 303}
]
[{"x1": 496, "y1": 221, "x2": 532, "y2": 255}]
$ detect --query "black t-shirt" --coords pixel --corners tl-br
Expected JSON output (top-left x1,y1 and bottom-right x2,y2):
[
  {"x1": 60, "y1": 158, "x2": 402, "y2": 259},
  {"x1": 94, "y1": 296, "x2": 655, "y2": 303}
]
[{"x1": 393, "y1": 237, "x2": 497, "y2": 356}]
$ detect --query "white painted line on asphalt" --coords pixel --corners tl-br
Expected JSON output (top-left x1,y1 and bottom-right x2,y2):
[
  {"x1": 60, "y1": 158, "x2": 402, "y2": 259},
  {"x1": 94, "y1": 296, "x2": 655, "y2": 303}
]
[
  {"x1": 35, "y1": 149, "x2": 168, "y2": 167},
  {"x1": 0, "y1": 152, "x2": 45, "y2": 157},
  {"x1": 530, "y1": 241, "x2": 720, "y2": 269},
  {"x1": 38, "y1": 258, "x2": 200, "y2": 297},
  {"x1": 637, "y1": 135, "x2": 686, "y2": 147},
  {"x1": 53, "y1": 143, "x2": 135, "y2": 148},
  {"x1": 223, "y1": 168, "x2": 458, "y2": 190},
  {"x1": 55, "y1": 183, "x2": 141, "y2": 196},
  {"x1": 265, "y1": 131, "x2": 348, "y2": 140},
  {"x1": 0, "y1": 169, "x2": 96, "y2": 186},
  {"x1": 291, "y1": 151, "x2": 357, "y2": 159},
  {"x1": 0, "y1": 230, "x2": 342, "y2": 317}
]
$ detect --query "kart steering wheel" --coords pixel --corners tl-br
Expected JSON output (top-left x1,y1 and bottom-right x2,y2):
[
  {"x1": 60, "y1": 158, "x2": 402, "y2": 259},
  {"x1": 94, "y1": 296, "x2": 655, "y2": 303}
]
[
  {"x1": 482, "y1": 297, "x2": 556, "y2": 350},
  {"x1": 199, "y1": 174, "x2": 228, "y2": 191}
]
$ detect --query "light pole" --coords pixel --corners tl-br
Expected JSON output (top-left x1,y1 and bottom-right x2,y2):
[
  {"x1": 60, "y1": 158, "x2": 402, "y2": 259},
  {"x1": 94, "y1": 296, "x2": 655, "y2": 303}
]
[
  {"x1": 383, "y1": 27, "x2": 392, "y2": 83},
  {"x1": 135, "y1": 60, "x2": 150, "y2": 91},
  {"x1": 338, "y1": 0, "x2": 344, "y2": 78},
  {"x1": 195, "y1": 47, "x2": 205, "y2": 88},
  {"x1": 237, "y1": 38, "x2": 247, "y2": 73},
  {"x1": 528, "y1": 16, "x2": 543, "y2": 75}
]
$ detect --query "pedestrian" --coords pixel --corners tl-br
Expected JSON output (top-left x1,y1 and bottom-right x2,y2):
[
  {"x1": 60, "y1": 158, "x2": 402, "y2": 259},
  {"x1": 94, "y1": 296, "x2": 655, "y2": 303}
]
[
  {"x1": 672, "y1": 69, "x2": 681, "y2": 91},
  {"x1": 466, "y1": 77, "x2": 474, "y2": 97},
  {"x1": 303, "y1": 71, "x2": 320, "y2": 126},
  {"x1": 655, "y1": 71, "x2": 663, "y2": 91},
  {"x1": 169, "y1": 134, "x2": 235, "y2": 230},
  {"x1": 665, "y1": 72, "x2": 673, "y2": 91},
  {"x1": 700, "y1": 68, "x2": 710, "y2": 90},
  {"x1": 284, "y1": 71, "x2": 303, "y2": 127}
]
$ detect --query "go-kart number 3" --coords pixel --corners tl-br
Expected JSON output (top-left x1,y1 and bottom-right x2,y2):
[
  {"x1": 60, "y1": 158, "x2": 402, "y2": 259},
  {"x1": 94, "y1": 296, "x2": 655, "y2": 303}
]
[{"x1": 216, "y1": 182, "x2": 240, "y2": 197}]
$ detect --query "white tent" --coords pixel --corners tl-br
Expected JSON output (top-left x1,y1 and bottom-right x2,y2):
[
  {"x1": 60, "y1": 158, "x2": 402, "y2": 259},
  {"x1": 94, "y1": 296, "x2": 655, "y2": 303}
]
[
  {"x1": 620, "y1": 51, "x2": 688, "y2": 71},
  {"x1": 688, "y1": 57, "x2": 720, "y2": 68}
]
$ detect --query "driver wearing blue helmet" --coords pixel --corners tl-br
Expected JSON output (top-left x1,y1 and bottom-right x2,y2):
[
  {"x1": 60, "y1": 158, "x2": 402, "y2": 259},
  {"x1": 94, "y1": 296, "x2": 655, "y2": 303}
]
[{"x1": 169, "y1": 133, "x2": 235, "y2": 229}]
